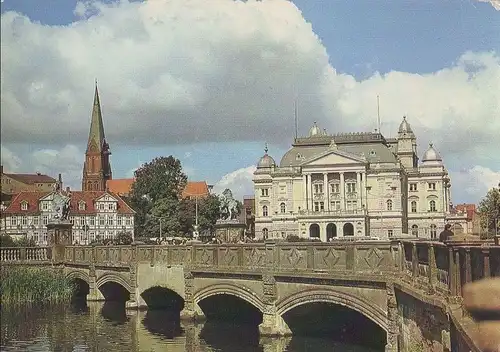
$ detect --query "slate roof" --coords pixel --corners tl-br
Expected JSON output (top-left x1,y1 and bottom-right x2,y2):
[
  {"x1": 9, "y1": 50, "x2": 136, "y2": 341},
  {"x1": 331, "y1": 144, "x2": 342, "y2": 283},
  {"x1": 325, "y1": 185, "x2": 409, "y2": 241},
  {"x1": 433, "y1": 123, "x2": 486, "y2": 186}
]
[{"x1": 107, "y1": 179, "x2": 135, "y2": 196}]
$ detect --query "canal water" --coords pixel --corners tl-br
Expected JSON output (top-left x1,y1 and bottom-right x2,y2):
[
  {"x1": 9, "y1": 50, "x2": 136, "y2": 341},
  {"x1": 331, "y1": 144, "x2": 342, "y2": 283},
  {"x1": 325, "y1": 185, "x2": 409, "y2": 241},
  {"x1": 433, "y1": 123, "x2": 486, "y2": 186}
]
[{"x1": 1, "y1": 302, "x2": 383, "y2": 351}]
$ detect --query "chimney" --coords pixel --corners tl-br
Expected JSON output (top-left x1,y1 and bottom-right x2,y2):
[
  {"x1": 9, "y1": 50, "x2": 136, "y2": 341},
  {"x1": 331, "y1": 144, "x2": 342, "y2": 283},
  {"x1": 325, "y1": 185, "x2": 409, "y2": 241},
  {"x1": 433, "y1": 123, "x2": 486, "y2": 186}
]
[
  {"x1": 66, "y1": 186, "x2": 70, "y2": 192},
  {"x1": 58, "y1": 173, "x2": 62, "y2": 183}
]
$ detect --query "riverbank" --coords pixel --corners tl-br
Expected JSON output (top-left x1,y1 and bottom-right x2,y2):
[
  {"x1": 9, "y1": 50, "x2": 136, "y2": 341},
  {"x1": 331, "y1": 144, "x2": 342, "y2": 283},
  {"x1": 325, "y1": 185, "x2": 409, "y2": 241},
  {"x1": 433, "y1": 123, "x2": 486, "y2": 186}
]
[{"x1": 0, "y1": 267, "x2": 75, "y2": 306}]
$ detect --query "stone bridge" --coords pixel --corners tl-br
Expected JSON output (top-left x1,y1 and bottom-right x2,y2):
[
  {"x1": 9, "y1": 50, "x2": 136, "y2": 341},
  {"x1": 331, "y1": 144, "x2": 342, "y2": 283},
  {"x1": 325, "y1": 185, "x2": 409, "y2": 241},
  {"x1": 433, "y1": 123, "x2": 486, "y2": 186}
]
[{"x1": 2, "y1": 239, "x2": 499, "y2": 352}]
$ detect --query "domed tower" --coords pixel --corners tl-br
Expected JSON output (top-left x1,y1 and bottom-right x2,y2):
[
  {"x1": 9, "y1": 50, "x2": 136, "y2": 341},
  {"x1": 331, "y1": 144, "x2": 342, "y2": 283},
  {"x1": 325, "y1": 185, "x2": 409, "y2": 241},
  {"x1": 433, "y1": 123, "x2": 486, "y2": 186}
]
[
  {"x1": 308, "y1": 121, "x2": 326, "y2": 137},
  {"x1": 421, "y1": 143, "x2": 444, "y2": 168},
  {"x1": 256, "y1": 144, "x2": 276, "y2": 173},
  {"x1": 397, "y1": 116, "x2": 418, "y2": 169}
]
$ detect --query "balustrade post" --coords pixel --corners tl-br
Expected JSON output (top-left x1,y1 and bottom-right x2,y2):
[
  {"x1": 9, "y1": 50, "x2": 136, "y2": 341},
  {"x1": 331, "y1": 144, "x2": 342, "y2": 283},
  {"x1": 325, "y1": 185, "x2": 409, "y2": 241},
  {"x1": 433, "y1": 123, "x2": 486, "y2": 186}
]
[
  {"x1": 455, "y1": 249, "x2": 462, "y2": 296},
  {"x1": 20, "y1": 247, "x2": 26, "y2": 262},
  {"x1": 464, "y1": 248, "x2": 472, "y2": 285},
  {"x1": 482, "y1": 248, "x2": 491, "y2": 278},
  {"x1": 411, "y1": 242, "x2": 418, "y2": 280},
  {"x1": 448, "y1": 247, "x2": 457, "y2": 296},
  {"x1": 428, "y1": 244, "x2": 437, "y2": 292},
  {"x1": 150, "y1": 246, "x2": 156, "y2": 267}
]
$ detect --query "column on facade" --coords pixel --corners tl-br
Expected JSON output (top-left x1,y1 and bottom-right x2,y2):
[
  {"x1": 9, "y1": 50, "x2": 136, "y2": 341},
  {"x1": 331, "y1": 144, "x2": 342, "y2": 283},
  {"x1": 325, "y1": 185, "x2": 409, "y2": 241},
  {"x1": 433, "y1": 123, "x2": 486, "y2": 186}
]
[
  {"x1": 361, "y1": 171, "x2": 367, "y2": 209},
  {"x1": 339, "y1": 172, "x2": 345, "y2": 210},
  {"x1": 310, "y1": 174, "x2": 314, "y2": 211},
  {"x1": 306, "y1": 174, "x2": 312, "y2": 211},
  {"x1": 323, "y1": 173, "x2": 329, "y2": 211},
  {"x1": 356, "y1": 172, "x2": 361, "y2": 211},
  {"x1": 442, "y1": 183, "x2": 447, "y2": 213},
  {"x1": 302, "y1": 174, "x2": 307, "y2": 211}
]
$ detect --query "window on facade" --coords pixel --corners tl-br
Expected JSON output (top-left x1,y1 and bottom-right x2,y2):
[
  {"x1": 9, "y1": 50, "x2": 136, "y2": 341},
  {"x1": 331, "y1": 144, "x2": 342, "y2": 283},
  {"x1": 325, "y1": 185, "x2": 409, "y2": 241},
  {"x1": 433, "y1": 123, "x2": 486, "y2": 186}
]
[
  {"x1": 108, "y1": 203, "x2": 114, "y2": 211},
  {"x1": 411, "y1": 225, "x2": 419, "y2": 237},
  {"x1": 330, "y1": 201, "x2": 341, "y2": 210},
  {"x1": 411, "y1": 201, "x2": 417, "y2": 213},
  {"x1": 21, "y1": 202, "x2": 28, "y2": 211},
  {"x1": 42, "y1": 202, "x2": 48, "y2": 211},
  {"x1": 314, "y1": 184, "x2": 323, "y2": 194},
  {"x1": 99, "y1": 216, "x2": 105, "y2": 226},
  {"x1": 346, "y1": 201, "x2": 357, "y2": 210},
  {"x1": 280, "y1": 186, "x2": 286, "y2": 194},
  {"x1": 320, "y1": 202, "x2": 325, "y2": 211},
  {"x1": 314, "y1": 202, "x2": 319, "y2": 212},
  {"x1": 346, "y1": 182, "x2": 356, "y2": 193},
  {"x1": 428, "y1": 183, "x2": 436, "y2": 190},
  {"x1": 89, "y1": 217, "x2": 95, "y2": 226},
  {"x1": 79, "y1": 202, "x2": 85, "y2": 210},
  {"x1": 386, "y1": 199, "x2": 393, "y2": 211},
  {"x1": 430, "y1": 224, "x2": 437, "y2": 239},
  {"x1": 22, "y1": 216, "x2": 28, "y2": 226},
  {"x1": 262, "y1": 228, "x2": 269, "y2": 239},
  {"x1": 33, "y1": 217, "x2": 39, "y2": 225},
  {"x1": 70, "y1": 217, "x2": 75, "y2": 225},
  {"x1": 117, "y1": 216, "x2": 122, "y2": 226},
  {"x1": 80, "y1": 216, "x2": 86, "y2": 226},
  {"x1": 429, "y1": 200, "x2": 436, "y2": 212},
  {"x1": 280, "y1": 203, "x2": 286, "y2": 214},
  {"x1": 262, "y1": 205, "x2": 268, "y2": 217},
  {"x1": 125, "y1": 216, "x2": 132, "y2": 226},
  {"x1": 107, "y1": 217, "x2": 114, "y2": 226},
  {"x1": 99, "y1": 203, "x2": 104, "y2": 210},
  {"x1": 388, "y1": 230, "x2": 394, "y2": 237},
  {"x1": 261, "y1": 188, "x2": 269, "y2": 197},
  {"x1": 330, "y1": 183, "x2": 339, "y2": 193},
  {"x1": 409, "y1": 184, "x2": 417, "y2": 192},
  {"x1": 42, "y1": 216, "x2": 48, "y2": 225}
]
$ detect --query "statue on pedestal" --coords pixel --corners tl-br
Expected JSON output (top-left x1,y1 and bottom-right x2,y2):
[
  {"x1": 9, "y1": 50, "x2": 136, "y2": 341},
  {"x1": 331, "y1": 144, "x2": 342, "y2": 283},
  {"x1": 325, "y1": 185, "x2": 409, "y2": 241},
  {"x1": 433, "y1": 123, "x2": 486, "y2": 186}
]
[
  {"x1": 218, "y1": 189, "x2": 240, "y2": 222},
  {"x1": 51, "y1": 179, "x2": 71, "y2": 223}
]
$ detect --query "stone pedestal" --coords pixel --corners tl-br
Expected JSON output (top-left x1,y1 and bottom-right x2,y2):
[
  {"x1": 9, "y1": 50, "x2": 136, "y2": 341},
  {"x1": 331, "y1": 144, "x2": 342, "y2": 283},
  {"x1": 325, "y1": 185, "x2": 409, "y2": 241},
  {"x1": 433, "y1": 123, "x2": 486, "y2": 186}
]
[
  {"x1": 215, "y1": 221, "x2": 246, "y2": 243},
  {"x1": 47, "y1": 221, "x2": 73, "y2": 262}
]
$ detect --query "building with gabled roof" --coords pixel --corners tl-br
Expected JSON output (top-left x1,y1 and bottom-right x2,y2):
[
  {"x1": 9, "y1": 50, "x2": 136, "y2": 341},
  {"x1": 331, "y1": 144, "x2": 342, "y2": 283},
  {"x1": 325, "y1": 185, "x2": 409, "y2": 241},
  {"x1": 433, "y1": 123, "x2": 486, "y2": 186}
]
[
  {"x1": 1, "y1": 165, "x2": 57, "y2": 196},
  {"x1": 0, "y1": 190, "x2": 135, "y2": 245}
]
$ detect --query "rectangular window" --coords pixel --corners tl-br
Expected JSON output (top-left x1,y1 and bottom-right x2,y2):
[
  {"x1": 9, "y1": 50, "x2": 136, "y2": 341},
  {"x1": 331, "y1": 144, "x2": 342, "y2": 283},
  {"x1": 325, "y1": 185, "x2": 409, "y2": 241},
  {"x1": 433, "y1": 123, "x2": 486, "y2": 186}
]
[
  {"x1": 107, "y1": 217, "x2": 114, "y2": 226},
  {"x1": 79, "y1": 202, "x2": 85, "y2": 210},
  {"x1": 80, "y1": 216, "x2": 86, "y2": 225},
  {"x1": 108, "y1": 203, "x2": 114, "y2": 211},
  {"x1": 33, "y1": 217, "x2": 39, "y2": 225},
  {"x1": 409, "y1": 184, "x2": 417, "y2": 191},
  {"x1": 99, "y1": 216, "x2": 105, "y2": 226},
  {"x1": 99, "y1": 203, "x2": 104, "y2": 210},
  {"x1": 428, "y1": 183, "x2": 436, "y2": 190},
  {"x1": 314, "y1": 184, "x2": 323, "y2": 194},
  {"x1": 22, "y1": 216, "x2": 28, "y2": 226},
  {"x1": 89, "y1": 217, "x2": 95, "y2": 226},
  {"x1": 330, "y1": 183, "x2": 339, "y2": 193},
  {"x1": 346, "y1": 183, "x2": 356, "y2": 193},
  {"x1": 261, "y1": 189, "x2": 268, "y2": 197},
  {"x1": 126, "y1": 216, "x2": 132, "y2": 226},
  {"x1": 11, "y1": 217, "x2": 17, "y2": 226},
  {"x1": 117, "y1": 216, "x2": 122, "y2": 226},
  {"x1": 21, "y1": 202, "x2": 28, "y2": 211},
  {"x1": 314, "y1": 202, "x2": 319, "y2": 212},
  {"x1": 330, "y1": 201, "x2": 341, "y2": 210},
  {"x1": 42, "y1": 202, "x2": 48, "y2": 211},
  {"x1": 43, "y1": 216, "x2": 49, "y2": 225},
  {"x1": 320, "y1": 202, "x2": 325, "y2": 211},
  {"x1": 388, "y1": 230, "x2": 394, "y2": 237}
]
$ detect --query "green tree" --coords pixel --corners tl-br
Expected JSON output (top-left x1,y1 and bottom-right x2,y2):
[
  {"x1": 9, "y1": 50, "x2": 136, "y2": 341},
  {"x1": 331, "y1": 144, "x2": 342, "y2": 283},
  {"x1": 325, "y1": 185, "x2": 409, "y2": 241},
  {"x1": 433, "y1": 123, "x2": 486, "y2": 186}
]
[
  {"x1": 0, "y1": 235, "x2": 16, "y2": 247},
  {"x1": 478, "y1": 187, "x2": 500, "y2": 238},
  {"x1": 114, "y1": 231, "x2": 133, "y2": 245},
  {"x1": 179, "y1": 194, "x2": 221, "y2": 236},
  {"x1": 129, "y1": 156, "x2": 187, "y2": 238}
]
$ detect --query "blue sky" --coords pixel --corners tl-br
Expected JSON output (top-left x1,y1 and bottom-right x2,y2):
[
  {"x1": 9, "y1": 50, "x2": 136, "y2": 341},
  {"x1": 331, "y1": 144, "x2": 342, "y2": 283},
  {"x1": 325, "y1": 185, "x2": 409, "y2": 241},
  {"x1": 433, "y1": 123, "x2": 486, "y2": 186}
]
[{"x1": 1, "y1": 0, "x2": 499, "y2": 203}]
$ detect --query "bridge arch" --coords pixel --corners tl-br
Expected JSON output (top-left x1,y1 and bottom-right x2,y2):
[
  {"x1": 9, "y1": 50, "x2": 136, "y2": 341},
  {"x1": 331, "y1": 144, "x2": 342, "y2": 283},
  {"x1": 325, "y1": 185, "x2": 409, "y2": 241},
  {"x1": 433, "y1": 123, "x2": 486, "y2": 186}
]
[
  {"x1": 66, "y1": 270, "x2": 90, "y2": 284},
  {"x1": 194, "y1": 283, "x2": 265, "y2": 313},
  {"x1": 276, "y1": 288, "x2": 388, "y2": 332},
  {"x1": 96, "y1": 273, "x2": 133, "y2": 293}
]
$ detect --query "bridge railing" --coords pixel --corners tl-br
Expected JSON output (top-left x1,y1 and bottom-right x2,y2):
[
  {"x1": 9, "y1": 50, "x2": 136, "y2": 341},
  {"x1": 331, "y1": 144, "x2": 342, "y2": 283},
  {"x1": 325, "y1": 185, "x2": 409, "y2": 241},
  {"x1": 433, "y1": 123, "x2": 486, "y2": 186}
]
[
  {"x1": 400, "y1": 239, "x2": 500, "y2": 297},
  {"x1": 0, "y1": 247, "x2": 51, "y2": 263},
  {"x1": 61, "y1": 240, "x2": 402, "y2": 275}
]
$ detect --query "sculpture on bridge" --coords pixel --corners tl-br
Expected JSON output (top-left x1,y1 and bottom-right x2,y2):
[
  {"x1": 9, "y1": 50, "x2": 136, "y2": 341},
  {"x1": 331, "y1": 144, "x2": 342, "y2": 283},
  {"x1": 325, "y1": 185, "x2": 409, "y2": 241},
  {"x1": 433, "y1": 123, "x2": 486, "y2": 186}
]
[
  {"x1": 51, "y1": 180, "x2": 71, "y2": 223},
  {"x1": 218, "y1": 188, "x2": 241, "y2": 221}
]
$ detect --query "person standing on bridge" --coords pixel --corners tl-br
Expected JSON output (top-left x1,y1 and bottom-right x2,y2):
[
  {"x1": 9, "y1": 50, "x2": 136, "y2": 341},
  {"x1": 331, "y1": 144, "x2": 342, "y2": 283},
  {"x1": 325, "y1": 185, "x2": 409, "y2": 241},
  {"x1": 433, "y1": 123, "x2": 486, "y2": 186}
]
[{"x1": 439, "y1": 224, "x2": 454, "y2": 242}]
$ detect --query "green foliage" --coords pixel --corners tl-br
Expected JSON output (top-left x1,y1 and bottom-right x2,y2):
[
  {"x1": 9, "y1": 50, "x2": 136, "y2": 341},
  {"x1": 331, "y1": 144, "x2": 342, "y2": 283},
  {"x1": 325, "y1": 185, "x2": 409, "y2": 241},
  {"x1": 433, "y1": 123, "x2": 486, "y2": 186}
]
[
  {"x1": 179, "y1": 194, "x2": 221, "y2": 236},
  {"x1": 478, "y1": 187, "x2": 500, "y2": 236},
  {"x1": 0, "y1": 267, "x2": 75, "y2": 305},
  {"x1": 115, "y1": 231, "x2": 133, "y2": 245},
  {"x1": 0, "y1": 235, "x2": 16, "y2": 247},
  {"x1": 129, "y1": 156, "x2": 187, "y2": 238}
]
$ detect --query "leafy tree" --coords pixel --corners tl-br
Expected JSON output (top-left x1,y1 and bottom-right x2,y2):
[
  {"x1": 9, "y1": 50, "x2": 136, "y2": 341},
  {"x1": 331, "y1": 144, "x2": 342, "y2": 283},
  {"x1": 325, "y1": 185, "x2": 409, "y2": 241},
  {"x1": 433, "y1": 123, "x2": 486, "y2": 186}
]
[
  {"x1": 179, "y1": 194, "x2": 221, "y2": 236},
  {"x1": 115, "y1": 231, "x2": 133, "y2": 245},
  {"x1": 16, "y1": 236, "x2": 37, "y2": 247},
  {"x1": 0, "y1": 235, "x2": 16, "y2": 247},
  {"x1": 478, "y1": 187, "x2": 500, "y2": 238},
  {"x1": 129, "y1": 156, "x2": 187, "y2": 238}
]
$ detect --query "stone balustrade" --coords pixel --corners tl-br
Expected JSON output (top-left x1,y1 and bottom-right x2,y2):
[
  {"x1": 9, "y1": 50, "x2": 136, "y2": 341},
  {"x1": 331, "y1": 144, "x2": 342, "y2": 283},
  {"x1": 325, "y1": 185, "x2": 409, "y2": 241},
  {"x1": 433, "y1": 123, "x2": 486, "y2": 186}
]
[{"x1": 0, "y1": 247, "x2": 51, "y2": 263}]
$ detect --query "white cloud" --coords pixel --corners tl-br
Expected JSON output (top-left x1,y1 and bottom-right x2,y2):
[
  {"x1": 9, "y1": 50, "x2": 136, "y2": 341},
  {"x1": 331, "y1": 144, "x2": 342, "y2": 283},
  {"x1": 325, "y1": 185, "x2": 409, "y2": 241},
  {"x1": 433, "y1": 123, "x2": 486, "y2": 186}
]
[
  {"x1": 213, "y1": 166, "x2": 256, "y2": 201},
  {"x1": 476, "y1": 0, "x2": 500, "y2": 10},
  {"x1": 31, "y1": 145, "x2": 83, "y2": 190},
  {"x1": 1, "y1": 146, "x2": 22, "y2": 172},
  {"x1": 0, "y1": 0, "x2": 498, "y2": 204},
  {"x1": 450, "y1": 166, "x2": 500, "y2": 203}
]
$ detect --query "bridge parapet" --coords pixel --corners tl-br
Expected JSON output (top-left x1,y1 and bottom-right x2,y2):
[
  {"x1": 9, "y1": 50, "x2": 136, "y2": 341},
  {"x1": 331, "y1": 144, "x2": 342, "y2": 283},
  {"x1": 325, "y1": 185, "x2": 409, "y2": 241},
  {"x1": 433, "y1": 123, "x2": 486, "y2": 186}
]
[{"x1": 0, "y1": 247, "x2": 51, "y2": 264}]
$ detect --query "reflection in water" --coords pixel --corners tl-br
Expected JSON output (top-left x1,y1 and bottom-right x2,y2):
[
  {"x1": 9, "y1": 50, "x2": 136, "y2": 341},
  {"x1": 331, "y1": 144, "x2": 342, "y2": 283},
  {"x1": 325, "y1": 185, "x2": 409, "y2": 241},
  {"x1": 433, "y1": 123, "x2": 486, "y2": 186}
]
[{"x1": 0, "y1": 301, "x2": 383, "y2": 352}]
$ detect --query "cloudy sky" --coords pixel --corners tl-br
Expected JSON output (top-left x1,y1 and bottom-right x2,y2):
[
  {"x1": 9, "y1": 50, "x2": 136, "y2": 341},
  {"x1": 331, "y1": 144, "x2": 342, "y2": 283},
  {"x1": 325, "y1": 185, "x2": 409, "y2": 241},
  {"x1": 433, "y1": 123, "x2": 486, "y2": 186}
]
[{"x1": 1, "y1": 0, "x2": 499, "y2": 204}]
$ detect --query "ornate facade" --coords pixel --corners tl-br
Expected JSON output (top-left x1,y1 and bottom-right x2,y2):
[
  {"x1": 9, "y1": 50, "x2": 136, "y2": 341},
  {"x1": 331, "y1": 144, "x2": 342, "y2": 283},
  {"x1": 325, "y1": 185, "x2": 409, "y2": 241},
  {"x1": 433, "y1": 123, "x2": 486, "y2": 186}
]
[
  {"x1": 82, "y1": 84, "x2": 112, "y2": 191},
  {"x1": 253, "y1": 117, "x2": 466, "y2": 240},
  {"x1": 0, "y1": 190, "x2": 135, "y2": 244}
]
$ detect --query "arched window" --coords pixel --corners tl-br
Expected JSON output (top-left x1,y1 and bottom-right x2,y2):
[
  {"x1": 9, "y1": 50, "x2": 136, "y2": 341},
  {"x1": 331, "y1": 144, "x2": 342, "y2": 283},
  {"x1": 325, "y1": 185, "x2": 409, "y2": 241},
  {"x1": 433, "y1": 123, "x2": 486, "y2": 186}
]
[
  {"x1": 411, "y1": 201, "x2": 417, "y2": 213},
  {"x1": 262, "y1": 205, "x2": 268, "y2": 217},
  {"x1": 430, "y1": 224, "x2": 437, "y2": 239},
  {"x1": 429, "y1": 200, "x2": 436, "y2": 212},
  {"x1": 280, "y1": 202, "x2": 286, "y2": 214},
  {"x1": 386, "y1": 199, "x2": 393, "y2": 211},
  {"x1": 411, "y1": 224, "x2": 419, "y2": 237},
  {"x1": 262, "y1": 228, "x2": 268, "y2": 239}
]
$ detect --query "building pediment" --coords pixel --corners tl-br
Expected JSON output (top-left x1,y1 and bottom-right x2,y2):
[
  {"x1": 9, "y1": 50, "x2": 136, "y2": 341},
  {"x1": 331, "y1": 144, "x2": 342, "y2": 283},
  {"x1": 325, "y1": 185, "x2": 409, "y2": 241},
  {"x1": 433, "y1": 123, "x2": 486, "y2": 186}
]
[
  {"x1": 301, "y1": 149, "x2": 367, "y2": 167},
  {"x1": 95, "y1": 193, "x2": 118, "y2": 203}
]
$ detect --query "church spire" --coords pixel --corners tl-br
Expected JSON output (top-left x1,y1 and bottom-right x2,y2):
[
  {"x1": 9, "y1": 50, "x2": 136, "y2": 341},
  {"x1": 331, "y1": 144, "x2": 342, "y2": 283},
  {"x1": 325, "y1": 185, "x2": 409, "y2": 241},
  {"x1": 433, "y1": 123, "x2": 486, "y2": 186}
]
[{"x1": 86, "y1": 81, "x2": 106, "y2": 153}]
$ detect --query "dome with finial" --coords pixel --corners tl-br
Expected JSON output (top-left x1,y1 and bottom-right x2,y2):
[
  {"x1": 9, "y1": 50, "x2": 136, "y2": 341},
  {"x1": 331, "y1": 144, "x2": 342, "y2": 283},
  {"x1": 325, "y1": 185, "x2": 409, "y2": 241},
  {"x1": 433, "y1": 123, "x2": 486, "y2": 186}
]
[
  {"x1": 257, "y1": 143, "x2": 276, "y2": 169},
  {"x1": 422, "y1": 143, "x2": 443, "y2": 163},
  {"x1": 309, "y1": 121, "x2": 322, "y2": 137},
  {"x1": 398, "y1": 116, "x2": 413, "y2": 134}
]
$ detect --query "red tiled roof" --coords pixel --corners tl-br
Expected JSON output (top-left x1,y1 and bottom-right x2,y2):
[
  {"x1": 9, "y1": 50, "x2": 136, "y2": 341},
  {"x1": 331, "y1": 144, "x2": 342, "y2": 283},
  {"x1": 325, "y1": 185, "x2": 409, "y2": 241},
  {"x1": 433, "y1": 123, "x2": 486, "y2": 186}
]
[
  {"x1": 104, "y1": 178, "x2": 209, "y2": 199},
  {"x1": 2, "y1": 191, "x2": 135, "y2": 215},
  {"x1": 454, "y1": 203, "x2": 477, "y2": 221},
  {"x1": 3, "y1": 173, "x2": 56, "y2": 185},
  {"x1": 107, "y1": 178, "x2": 135, "y2": 196},
  {"x1": 182, "y1": 181, "x2": 209, "y2": 198}
]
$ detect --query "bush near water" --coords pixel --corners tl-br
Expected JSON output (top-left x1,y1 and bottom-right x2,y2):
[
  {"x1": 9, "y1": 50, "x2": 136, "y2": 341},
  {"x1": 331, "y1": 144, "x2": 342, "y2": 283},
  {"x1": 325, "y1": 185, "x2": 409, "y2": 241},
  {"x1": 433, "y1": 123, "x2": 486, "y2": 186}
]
[{"x1": 0, "y1": 267, "x2": 75, "y2": 306}]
